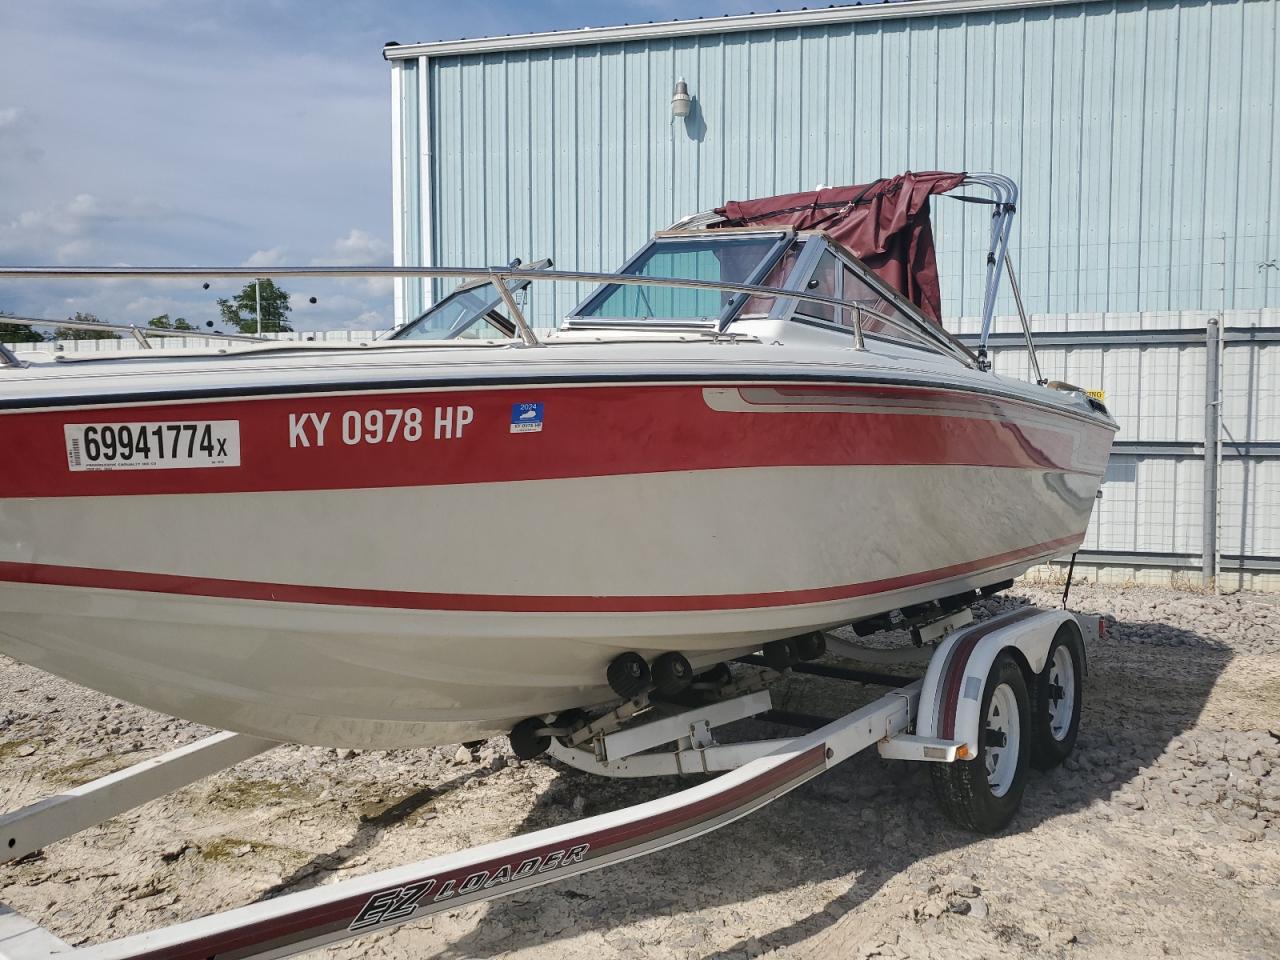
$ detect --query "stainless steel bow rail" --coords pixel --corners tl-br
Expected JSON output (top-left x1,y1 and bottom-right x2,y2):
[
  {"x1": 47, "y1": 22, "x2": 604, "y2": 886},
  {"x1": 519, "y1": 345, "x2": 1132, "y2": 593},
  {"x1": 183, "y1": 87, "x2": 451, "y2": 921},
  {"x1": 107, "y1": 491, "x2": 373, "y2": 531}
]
[
  {"x1": 0, "y1": 264, "x2": 977, "y2": 367},
  {"x1": 0, "y1": 607, "x2": 1100, "y2": 960}
]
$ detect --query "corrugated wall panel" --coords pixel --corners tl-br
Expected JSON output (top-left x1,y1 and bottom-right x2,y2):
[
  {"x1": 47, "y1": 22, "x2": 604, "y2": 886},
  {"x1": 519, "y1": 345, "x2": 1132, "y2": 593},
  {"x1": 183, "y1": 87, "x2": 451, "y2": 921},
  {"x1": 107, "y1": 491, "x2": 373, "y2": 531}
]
[
  {"x1": 1108, "y1": 4, "x2": 1146, "y2": 313},
  {"x1": 409, "y1": 0, "x2": 1279, "y2": 329},
  {"x1": 1220, "y1": 459, "x2": 1280, "y2": 557},
  {"x1": 1223, "y1": 339, "x2": 1279, "y2": 443},
  {"x1": 1270, "y1": 0, "x2": 1280, "y2": 308},
  {"x1": 1229, "y1": 5, "x2": 1269, "y2": 305}
]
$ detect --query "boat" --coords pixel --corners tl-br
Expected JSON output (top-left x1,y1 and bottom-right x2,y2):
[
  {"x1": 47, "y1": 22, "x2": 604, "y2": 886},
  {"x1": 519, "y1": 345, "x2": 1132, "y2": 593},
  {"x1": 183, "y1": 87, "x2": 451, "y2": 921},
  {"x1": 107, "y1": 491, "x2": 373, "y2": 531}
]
[{"x1": 0, "y1": 172, "x2": 1116, "y2": 749}]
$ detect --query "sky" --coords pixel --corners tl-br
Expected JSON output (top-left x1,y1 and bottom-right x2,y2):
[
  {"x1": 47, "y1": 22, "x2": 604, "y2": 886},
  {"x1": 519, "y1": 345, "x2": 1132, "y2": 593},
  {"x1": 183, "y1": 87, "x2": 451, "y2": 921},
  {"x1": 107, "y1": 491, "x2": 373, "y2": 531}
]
[{"x1": 0, "y1": 0, "x2": 798, "y2": 333}]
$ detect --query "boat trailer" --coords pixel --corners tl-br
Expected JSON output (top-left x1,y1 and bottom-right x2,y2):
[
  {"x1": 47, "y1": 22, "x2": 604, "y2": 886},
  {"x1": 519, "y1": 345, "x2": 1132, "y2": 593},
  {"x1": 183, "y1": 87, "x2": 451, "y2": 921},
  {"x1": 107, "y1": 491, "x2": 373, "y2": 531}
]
[{"x1": 0, "y1": 604, "x2": 1099, "y2": 960}]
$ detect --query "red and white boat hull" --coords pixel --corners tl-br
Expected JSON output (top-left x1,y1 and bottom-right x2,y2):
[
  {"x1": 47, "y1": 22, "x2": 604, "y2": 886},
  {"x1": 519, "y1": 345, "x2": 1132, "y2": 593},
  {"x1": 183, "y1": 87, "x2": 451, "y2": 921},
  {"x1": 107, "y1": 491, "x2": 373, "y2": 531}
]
[{"x1": 0, "y1": 378, "x2": 1113, "y2": 747}]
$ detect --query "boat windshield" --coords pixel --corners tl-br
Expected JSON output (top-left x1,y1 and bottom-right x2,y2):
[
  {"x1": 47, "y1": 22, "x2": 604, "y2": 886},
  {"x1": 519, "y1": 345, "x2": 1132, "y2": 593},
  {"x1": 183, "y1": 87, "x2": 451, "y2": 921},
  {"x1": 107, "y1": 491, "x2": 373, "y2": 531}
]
[
  {"x1": 574, "y1": 236, "x2": 781, "y2": 324},
  {"x1": 391, "y1": 280, "x2": 518, "y2": 341}
]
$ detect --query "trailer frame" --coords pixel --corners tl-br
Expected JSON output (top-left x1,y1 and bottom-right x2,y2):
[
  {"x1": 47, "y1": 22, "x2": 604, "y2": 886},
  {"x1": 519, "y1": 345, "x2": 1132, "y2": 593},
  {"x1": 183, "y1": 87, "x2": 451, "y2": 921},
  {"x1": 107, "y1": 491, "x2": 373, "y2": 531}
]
[{"x1": 0, "y1": 605, "x2": 1098, "y2": 960}]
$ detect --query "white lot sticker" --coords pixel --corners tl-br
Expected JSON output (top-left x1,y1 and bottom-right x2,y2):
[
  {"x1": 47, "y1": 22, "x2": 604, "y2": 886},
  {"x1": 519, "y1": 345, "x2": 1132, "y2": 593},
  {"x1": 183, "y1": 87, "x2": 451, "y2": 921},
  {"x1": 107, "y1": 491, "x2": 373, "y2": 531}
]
[{"x1": 64, "y1": 420, "x2": 241, "y2": 472}]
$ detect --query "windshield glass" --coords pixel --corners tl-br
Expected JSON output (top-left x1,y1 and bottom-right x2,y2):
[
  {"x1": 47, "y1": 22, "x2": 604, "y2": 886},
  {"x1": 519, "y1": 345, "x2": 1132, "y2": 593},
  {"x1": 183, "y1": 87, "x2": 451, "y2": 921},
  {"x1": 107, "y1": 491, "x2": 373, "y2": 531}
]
[
  {"x1": 831, "y1": 260, "x2": 931, "y2": 345},
  {"x1": 392, "y1": 282, "x2": 514, "y2": 341},
  {"x1": 575, "y1": 236, "x2": 779, "y2": 323}
]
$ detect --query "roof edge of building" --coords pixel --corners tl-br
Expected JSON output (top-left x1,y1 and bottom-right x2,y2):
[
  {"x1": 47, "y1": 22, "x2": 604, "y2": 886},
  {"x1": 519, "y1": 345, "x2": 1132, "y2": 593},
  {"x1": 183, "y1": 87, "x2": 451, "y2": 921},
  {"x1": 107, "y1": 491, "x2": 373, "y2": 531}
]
[{"x1": 383, "y1": 0, "x2": 1105, "y2": 61}]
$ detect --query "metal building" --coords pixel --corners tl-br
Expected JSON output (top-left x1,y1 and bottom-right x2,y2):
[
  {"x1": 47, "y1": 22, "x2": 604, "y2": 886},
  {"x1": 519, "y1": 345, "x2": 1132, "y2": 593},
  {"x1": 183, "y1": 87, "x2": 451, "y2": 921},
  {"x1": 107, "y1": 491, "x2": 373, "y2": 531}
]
[{"x1": 384, "y1": 0, "x2": 1280, "y2": 588}]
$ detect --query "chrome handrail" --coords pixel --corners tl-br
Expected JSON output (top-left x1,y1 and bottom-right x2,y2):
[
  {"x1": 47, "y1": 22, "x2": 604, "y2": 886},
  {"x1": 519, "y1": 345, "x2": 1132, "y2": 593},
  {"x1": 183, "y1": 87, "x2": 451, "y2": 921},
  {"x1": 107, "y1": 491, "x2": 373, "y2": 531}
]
[
  {"x1": 0, "y1": 312, "x2": 268, "y2": 345},
  {"x1": 0, "y1": 265, "x2": 976, "y2": 366}
]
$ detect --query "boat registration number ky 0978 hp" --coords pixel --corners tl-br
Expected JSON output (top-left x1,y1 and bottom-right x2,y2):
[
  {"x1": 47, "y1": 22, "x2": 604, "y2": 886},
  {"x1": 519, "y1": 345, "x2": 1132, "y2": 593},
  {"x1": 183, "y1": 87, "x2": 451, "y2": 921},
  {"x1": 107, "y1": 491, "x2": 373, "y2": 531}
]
[
  {"x1": 63, "y1": 420, "x2": 241, "y2": 472},
  {"x1": 286, "y1": 405, "x2": 474, "y2": 447}
]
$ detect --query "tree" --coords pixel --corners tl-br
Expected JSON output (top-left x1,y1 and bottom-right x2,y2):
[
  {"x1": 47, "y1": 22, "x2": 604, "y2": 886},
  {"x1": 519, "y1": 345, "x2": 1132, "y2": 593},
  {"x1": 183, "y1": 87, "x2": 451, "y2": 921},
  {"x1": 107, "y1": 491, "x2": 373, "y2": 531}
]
[
  {"x1": 148, "y1": 314, "x2": 196, "y2": 331},
  {"x1": 55, "y1": 311, "x2": 120, "y2": 341},
  {"x1": 217, "y1": 279, "x2": 292, "y2": 334},
  {"x1": 0, "y1": 312, "x2": 47, "y2": 344}
]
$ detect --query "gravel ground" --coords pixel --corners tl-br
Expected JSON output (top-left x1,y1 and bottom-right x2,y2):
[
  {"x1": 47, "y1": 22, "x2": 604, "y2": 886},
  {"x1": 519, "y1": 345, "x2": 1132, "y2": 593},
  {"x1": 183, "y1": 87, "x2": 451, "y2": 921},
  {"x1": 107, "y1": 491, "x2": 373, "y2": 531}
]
[{"x1": 1, "y1": 581, "x2": 1278, "y2": 960}]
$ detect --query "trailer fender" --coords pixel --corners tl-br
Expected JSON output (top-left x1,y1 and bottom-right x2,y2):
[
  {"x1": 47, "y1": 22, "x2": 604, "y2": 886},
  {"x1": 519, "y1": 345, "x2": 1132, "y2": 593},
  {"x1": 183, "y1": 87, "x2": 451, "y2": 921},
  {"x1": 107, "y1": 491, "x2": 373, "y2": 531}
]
[{"x1": 916, "y1": 607, "x2": 1081, "y2": 757}]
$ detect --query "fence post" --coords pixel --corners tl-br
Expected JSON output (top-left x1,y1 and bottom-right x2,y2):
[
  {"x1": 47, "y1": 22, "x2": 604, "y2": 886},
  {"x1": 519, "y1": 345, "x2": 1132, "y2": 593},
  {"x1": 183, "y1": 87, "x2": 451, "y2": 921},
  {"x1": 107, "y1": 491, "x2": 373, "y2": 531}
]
[{"x1": 1202, "y1": 317, "x2": 1220, "y2": 588}]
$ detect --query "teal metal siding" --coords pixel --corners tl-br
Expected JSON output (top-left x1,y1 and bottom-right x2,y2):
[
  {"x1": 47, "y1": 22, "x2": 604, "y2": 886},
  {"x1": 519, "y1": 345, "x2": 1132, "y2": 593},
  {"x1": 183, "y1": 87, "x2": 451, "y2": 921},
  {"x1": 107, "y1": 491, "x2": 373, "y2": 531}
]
[{"x1": 399, "y1": 0, "x2": 1279, "y2": 327}]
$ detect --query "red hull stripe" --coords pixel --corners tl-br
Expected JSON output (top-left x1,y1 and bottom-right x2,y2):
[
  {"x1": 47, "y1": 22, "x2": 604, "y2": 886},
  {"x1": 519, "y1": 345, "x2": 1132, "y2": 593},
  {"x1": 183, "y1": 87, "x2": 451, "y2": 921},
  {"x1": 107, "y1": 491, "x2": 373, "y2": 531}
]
[
  {"x1": 0, "y1": 535, "x2": 1080, "y2": 614},
  {"x1": 0, "y1": 383, "x2": 1111, "y2": 498}
]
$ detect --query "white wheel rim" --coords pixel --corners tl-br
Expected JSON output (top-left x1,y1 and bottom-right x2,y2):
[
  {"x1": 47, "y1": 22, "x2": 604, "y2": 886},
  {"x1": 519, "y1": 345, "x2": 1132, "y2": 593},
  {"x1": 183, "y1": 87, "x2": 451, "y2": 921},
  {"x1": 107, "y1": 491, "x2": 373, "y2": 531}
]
[
  {"x1": 1046, "y1": 645, "x2": 1076, "y2": 741},
  {"x1": 984, "y1": 682, "x2": 1021, "y2": 798}
]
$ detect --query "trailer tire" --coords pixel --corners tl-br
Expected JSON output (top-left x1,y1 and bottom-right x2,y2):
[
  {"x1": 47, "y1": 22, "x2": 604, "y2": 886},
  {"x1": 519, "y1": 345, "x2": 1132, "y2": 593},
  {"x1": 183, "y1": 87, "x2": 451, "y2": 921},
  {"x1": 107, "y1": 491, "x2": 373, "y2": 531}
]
[
  {"x1": 792, "y1": 632, "x2": 826, "y2": 661},
  {"x1": 1028, "y1": 624, "x2": 1084, "y2": 770},
  {"x1": 930, "y1": 652, "x2": 1030, "y2": 834},
  {"x1": 695, "y1": 662, "x2": 733, "y2": 688},
  {"x1": 761, "y1": 639, "x2": 794, "y2": 670}
]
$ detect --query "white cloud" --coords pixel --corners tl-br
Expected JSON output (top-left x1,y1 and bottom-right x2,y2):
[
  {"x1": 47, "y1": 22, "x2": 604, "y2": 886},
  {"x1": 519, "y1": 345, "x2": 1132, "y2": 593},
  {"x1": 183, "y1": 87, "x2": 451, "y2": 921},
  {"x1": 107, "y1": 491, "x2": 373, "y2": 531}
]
[
  {"x1": 334, "y1": 228, "x2": 388, "y2": 263},
  {"x1": 11, "y1": 193, "x2": 98, "y2": 240},
  {"x1": 1, "y1": 193, "x2": 198, "y2": 264},
  {"x1": 302, "y1": 229, "x2": 394, "y2": 298},
  {"x1": 0, "y1": 107, "x2": 23, "y2": 130},
  {"x1": 123, "y1": 295, "x2": 198, "y2": 319},
  {"x1": 313, "y1": 228, "x2": 390, "y2": 266},
  {"x1": 243, "y1": 246, "x2": 288, "y2": 268},
  {"x1": 55, "y1": 238, "x2": 96, "y2": 263}
]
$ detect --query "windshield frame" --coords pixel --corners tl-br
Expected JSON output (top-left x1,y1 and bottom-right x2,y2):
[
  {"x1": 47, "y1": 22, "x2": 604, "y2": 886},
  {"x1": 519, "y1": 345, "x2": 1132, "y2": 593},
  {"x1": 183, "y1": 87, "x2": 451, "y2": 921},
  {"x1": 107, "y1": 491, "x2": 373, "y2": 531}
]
[
  {"x1": 398, "y1": 281, "x2": 511, "y2": 340},
  {"x1": 564, "y1": 231, "x2": 792, "y2": 331},
  {"x1": 763, "y1": 233, "x2": 976, "y2": 359},
  {"x1": 388, "y1": 258, "x2": 553, "y2": 342}
]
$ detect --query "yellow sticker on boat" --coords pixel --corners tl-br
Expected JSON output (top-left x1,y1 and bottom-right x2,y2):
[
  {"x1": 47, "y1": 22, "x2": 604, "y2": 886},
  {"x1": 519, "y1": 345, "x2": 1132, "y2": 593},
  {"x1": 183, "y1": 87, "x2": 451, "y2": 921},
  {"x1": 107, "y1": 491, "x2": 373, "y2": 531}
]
[{"x1": 1085, "y1": 389, "x2": 1106, "y2": 402}]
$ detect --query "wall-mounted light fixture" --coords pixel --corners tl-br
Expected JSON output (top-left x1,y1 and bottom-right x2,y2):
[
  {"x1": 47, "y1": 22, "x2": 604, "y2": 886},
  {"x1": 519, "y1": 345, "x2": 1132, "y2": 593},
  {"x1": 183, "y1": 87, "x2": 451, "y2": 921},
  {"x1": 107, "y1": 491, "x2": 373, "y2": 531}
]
[{"x1": 671, "y1": 78, "x2": 692, "y2": 119}]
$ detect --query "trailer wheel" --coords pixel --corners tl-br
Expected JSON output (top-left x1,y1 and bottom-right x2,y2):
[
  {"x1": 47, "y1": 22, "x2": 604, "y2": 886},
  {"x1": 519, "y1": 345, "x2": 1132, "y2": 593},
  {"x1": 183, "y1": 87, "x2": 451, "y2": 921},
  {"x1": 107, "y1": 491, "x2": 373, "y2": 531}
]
[
  {"x1": 1028, "y1": 625, "x2": 1084, "y2": 770},
  {"x1": 607, "y1": 652, "x2": 651, "y2": 699},
  {"x1": 761, "y1": 638, "x2": 794, "y2": 670},
  {"x1": 791, "y1": 632, "x2": 826, "y2": 661},
  {"x1": 695, "y1": 662, "x2": 733, "y2": 688},
  {"x1": 930, "y1": 652, "x2": 1030, "y2": 834}
]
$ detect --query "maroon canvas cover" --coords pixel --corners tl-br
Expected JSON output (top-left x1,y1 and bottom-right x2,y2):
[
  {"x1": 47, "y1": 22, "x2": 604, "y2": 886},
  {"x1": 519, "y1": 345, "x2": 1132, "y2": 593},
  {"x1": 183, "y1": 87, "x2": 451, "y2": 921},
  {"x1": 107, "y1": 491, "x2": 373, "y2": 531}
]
[{"x1": 711, "y1": 171, "x2": 966, "y2": 323}]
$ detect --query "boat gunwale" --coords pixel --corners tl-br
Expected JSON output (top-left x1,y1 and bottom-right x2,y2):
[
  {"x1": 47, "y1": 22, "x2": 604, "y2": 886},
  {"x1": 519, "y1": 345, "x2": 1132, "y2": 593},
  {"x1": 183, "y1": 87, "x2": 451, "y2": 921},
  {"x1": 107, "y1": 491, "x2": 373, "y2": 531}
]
[{"x1": 0, "y1": 368, "x2": 1117, "y2": 433}]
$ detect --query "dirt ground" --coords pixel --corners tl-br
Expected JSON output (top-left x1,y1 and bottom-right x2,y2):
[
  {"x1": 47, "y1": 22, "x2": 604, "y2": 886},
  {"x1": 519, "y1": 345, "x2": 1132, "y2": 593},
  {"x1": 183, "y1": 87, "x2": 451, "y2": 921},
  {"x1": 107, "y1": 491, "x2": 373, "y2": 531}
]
[{"x1": 1, "y1": 581, "x2": 1278, "y2": 960}]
